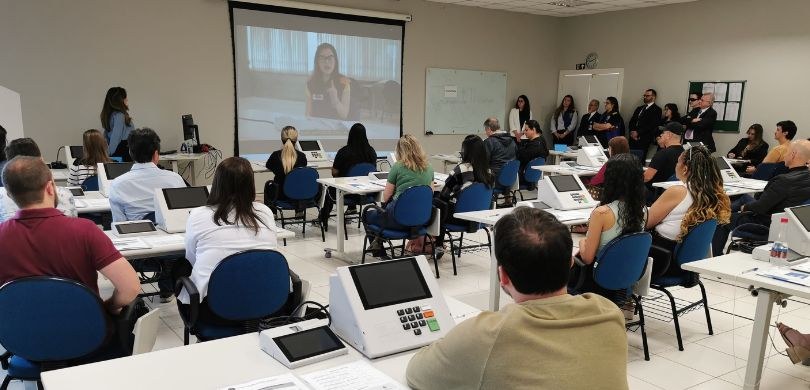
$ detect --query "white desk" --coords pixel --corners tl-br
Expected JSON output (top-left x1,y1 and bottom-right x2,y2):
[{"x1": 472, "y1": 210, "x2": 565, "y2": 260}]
[
  {"x1": 431, "y1": 154, "x2": 460, "y2": 173},
  {"x1": 73, "y1": 191, "x2": 111, "y2": 214},
  {"x1": 652, "y1": 180, "x2": 763, "y2": 196},
  {"x1": 51, "y1": 168, "x2": 69, "y2": 185},
  {"x1": 159, "y1": 153, "x2": 208, "y2": 186},
  {"x1": 40, "y1": 297, "x2": 480, "y2": 390},
  {"x1": 683, "y1": 253, "x2": 810, "y2": 390},
  {"x1": 106, "y1": 228, "x2": 296, "y2": 260},
  {"x1": 316, "y1": 177, "x2": 387, "y2": 262},
  {"x1": 533, "y1": 164, "x2": 600, "y2": 177},
  {"x1": 454, "y1": 203, "x2": 593, "y2": 311},
  {"x1": 548, "y1": 149, "x2": 579, "y2": 164},
  {"x1": 250, "y1": 159, "x2": 334, "y2": 174}
]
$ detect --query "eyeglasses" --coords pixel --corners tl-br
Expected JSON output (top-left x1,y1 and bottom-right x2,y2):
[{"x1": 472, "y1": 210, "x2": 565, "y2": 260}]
[
  {"x1": 643, "y1": 94, "x2": 653, "y2": 98},
  {"x1": 688, "y1": 98, "x2": 698, "y2": 102}
]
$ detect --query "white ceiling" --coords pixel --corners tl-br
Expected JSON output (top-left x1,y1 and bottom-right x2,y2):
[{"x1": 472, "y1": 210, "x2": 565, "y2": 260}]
[{"x1": 425, "y1": 0, "x2": 699, "y2": 17}]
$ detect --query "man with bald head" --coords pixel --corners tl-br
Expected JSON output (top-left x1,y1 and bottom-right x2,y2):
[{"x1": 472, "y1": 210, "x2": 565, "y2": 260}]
[
  {"x1": 683, "y1": 92, "x2": 717, "y2": 152},
  {"x1": 713, "y1": 139, "x2": 810, "y2": 254}
]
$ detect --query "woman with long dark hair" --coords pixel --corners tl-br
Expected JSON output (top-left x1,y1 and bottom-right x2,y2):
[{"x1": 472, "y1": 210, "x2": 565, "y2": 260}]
[
  {"x1": 508, "y1": 95, "x2": 532, "y2": 139},
  {"x1": 100, "y1": 87, "x2": 134, "y2": 161},
  {"x1": 67, "y1": 129, "x2": 112, "y2": 186},
  {"x1": 646, "y1": 146, "x2": 730, "y2": 276},
  {"x1": 550, "y1": 95, "x2": 579, "y2": 146},
  {"x1": 432, "y1": 135, "x2": 494, "y2": 254},
  {"x1": 663, "y1": 103, "x2": 681, "y2": 123},
  {"x1": 306, "y1": 42, "x2": 351, "y2": 120},
  {"x1": 592, "y1": 96, "x2": 625, "y2": 147},
  {"x1": 515, "y1": 119, "x2": 549, "y2": 189},
  {"x1": 0, "y1": 124, "x2": 7, "y2": 163},
  {"x1": 178, "y1": 157, "x2": 298, "y2": 324},
  {"x1": 727, "y1": 123, "x2": 769, "y2": 172},
  {"x1": 319, "y1": 123, "x2": 377, "y2": 228}
]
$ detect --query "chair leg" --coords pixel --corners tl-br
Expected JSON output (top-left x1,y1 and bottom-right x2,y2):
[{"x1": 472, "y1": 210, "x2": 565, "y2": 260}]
[
  {"x1": 633, "y1": 295, "x2": 650, "y2": 361},
  {"x1": 484, "y1": 227, "x2": 492, "y2": 255},
  {"x1": 698, "y1": 280, "x2": 714, "y2": 335},
  {"x1": 400, "y1": 239, "x2": 406, "y2": 256},
  {"x1": 361, "y1": 235, "x2": 369, "y2": 264},
  {"x1": 184, "y1": 327, "x2": 190, "y2": 345},
  {"x1": 37, "y1": 380, "x2": 44, "y2": 390},
  {"x1": 446, "y1": 232, "x2": 458, "y2": 276},
  {"x1": 1, "y1": 376, "x2": 12, "y2": 390},
  {"x1": 660, "y1": 287, "x2": 684, "y2": 351},
  {"x1": 458, "y1": 232, "x2": 464, "y2": 258},
  {"x1": 301, "y1": 212, "x2": 307, "y2": 237}
]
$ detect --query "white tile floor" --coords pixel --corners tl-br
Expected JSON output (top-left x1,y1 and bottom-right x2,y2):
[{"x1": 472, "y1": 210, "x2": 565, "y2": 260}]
[{"x1": 4, "y1": 212, "x2": 810, "y2": 389}]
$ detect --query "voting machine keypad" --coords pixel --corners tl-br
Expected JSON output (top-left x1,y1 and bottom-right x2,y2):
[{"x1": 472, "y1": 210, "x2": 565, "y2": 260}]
[
  {"x1": 397, "y1": 305, "x2": 440, "y2": 335},
  {"x1": 311, "y1": 151, "x2": 324, "y2": 160},
  {"x1": 569, "y1": 193, "x2": 590, "y2": 204}
]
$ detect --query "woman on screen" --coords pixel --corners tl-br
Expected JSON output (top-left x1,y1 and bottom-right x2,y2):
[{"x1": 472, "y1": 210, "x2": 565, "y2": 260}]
[
  {"x1": 508, "y1": 95, "x2": 532, "y2": 139},
  {"x1": 572, "y1": 154, "x2": 647, "y2": 295},
  {"x1": 67, "y1": 129, "x2": 112, "y2": 186},
  {"x1": 100, "y1": 86, "x2": 134, "y2": 161},
  {"x1": 306, "y1": 43, "x2": 351, "y2": 120},
  {"x1": 177, "y1": 157, "x2": 300, "y2": 324}
]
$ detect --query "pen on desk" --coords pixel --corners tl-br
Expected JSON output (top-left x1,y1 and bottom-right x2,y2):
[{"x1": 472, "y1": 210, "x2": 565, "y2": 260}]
[{"x1": 742, "y1": 267, "x2": 758, "y2": 274}]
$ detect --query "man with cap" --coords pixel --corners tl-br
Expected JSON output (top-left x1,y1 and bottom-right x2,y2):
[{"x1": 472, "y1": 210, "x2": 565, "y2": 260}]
[{"x1": 644, "y1": 121, "x2": 685, "y2": 192}]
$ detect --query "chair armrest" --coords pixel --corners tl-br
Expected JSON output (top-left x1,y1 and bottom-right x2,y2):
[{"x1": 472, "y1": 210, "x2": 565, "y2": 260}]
[
  {"x1": 115, "y1": 297, "x2": 146, "y2": 355},
  {"x1": 0, "y1": 351, "x2": 11, "y2": 370},
  {"x1": 649, "y1": 244, "x2": 672, "y2": 278},
  {"x1": 174, "y1": 277, "x2": 200, "y2": 326},
  {"x1": 263, "y1": 180, "x2": 279, "y2": 206}
]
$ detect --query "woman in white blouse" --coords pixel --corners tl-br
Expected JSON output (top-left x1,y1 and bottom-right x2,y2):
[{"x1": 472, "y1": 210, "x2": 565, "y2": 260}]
[
  {"x1": 508, "y1": 95, "x2": 533, "y2": 139},
  {"x1": 177, "y1": 156, "x2": 295, "y2": 324}
]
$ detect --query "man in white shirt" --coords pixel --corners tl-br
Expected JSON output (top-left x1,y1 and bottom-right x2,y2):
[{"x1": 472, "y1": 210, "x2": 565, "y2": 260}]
[
  {"x1": 108, "y1": 127, "x2": 186, "y2": 301},
  {"x1": 109, "y1": 128, "x2": 186, "y2": 222},
  {"x1": 0, "y1": 138, "x2": 76, "y2": 222}
]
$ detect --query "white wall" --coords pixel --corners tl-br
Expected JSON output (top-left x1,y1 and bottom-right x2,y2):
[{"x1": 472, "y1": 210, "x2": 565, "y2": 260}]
[
  {"x1": 0, "y1": 0, "x2": 562, "y2": 175},
  {"x1": 558, "y1": 0, "x2": 810, "y2": 154}
]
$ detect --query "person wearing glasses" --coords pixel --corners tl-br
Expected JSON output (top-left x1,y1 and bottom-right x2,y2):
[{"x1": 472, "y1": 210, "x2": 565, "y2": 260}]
[
  {"x1": 627, "y1": 89, "x2": 662, "y2": 159},
  {"x1": 682, "y1": 92, "x2": 717, "y2": 152},
  {"x1": 508, "y1": 95, "x2": 533, "y2": 139},
  {"x1": 727, "y1": 124, "x2": 769, "y2": 174},
  {"x1": 576, "y1": 99, "x2": 602, "y2": 142},
  {"x1": 306, "y1": 42, "x2": 352, "y2": 120}
]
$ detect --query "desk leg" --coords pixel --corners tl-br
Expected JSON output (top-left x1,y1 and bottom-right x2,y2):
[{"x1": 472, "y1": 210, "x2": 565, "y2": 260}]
[
  {"x1": 744, "y1": 289, "x2": 778, "y2": 390},
  {"x1": 188, "y1": 160, "x2": 196, "y2": 186},
  {"x1": 171, "y1": 160, "x2": 179, "y2": 174},
  {"x1": 324, "y1": 188, "x2": 358, "y2": 264},
  {"x1": 489, "y1": 239, "x2": 500, "y2": 311}
]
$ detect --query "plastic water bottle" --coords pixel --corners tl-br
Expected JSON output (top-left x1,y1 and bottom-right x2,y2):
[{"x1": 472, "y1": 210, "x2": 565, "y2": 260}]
[
  {"x1": 180, "y1": 142, "x2": 188, "y2": 154},
  {"x1": 770, "y1": 217, "x2": 790, "y2": 262}
]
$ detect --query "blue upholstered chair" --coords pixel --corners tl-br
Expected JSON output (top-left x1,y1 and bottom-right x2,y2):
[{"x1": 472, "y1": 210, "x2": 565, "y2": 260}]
[
  {"x1": 492, "y1": 160, "x2": 519, "y2": 207},
  {"x1": 650, "y1": 219, "x2": 717, "y2": 351},
  {"x1": 80, "y1": 175, "x2": 99, "y2": 191},
  {"x1": 342, "y1": 162, "x2": 379, "y2": 237},
  {"x1": 518, "y1": 156, "x2": 545, "y2": 200},
  {"x1": 439, "y1": 183, "x2": 493, "y2": 277},
  {"x1": 174, "y1": 250, "x2": 295, "y2": 345},
  {"x1": 265, "y1": 167, "x2": 324, "y2": 245},
  {"x1": 361, "y1": 185, "x2": 433, "y2": 266},
  {"x1": 0, "y1": 277, "x2": 135, "y2": 389},
  {"x1": 592, "y1": 232, "x2": 653, "y2": 361}
]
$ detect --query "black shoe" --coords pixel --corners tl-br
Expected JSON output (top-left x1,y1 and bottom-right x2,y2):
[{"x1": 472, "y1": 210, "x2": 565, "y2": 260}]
[
  {"x1": 345, "y1": 206, "x2": 358, "y2": 215},
  {"x1": 159, "y1": 292, "x2": 174, "y2": 303}
]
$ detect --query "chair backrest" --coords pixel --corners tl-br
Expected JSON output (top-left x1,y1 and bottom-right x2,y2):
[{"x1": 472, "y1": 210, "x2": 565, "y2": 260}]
[
  {"x1": 496, "y1": 160, "x2": 520, "y2": 188},
  {"x1": 346, "y1": 163, "x2": 377, "y2": 177},
  {"x1": 391, "y1": 185, "x2": 433, "y2": 227},
  {"x1": 207, "y1": 249, "x2": 291, "y2": 321},
  {"x1": 674, "y1": 219, "x2": 718, "y2": 265},
  {"x1": 282, "y1": 167, "x2": 320, "y2": 200},
  {"x1": 752, "y1": 162, "x2": 786, "y2": 181},
  {"x1": 81, "y1": 175, "x2": 100, "y2": 191},
  {"x1": 593, "y1": 232, "x2": 652, "y2": 291},
  {"x1": 0, "y1": 277, "x2": 111, "y2": 362},
  {"x1": 523, "y1": 157, "x2": 545, "y2": 183},
  {"x1": 455, "y1": 183, "x2": 494, "y2": 213},
  {"x1": 132, "y1": 308, "x2": 161, "y2": 355}
]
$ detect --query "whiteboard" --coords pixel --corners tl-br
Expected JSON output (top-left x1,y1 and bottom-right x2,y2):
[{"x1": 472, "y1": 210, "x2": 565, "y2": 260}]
[{"x1": 425, "y1": 68, "x2": 507, "y2": 135}]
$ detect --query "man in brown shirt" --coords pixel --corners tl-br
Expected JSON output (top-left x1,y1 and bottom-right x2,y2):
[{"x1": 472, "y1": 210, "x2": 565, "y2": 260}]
[{"x1": 406, "y1": 207, "x2": 628, "y2": 390}]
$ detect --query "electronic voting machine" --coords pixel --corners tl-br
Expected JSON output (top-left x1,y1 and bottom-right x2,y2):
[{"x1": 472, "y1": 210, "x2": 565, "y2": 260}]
[
  {"x1": 329, "y1": 256, "x2": 454, "y2": 358},
  {"x1": 97, "y1": 162, "x2": 134, "y2": 197},
  {"x1": 536, "y1": 174, "x2": 595, "y2": 210},
  {"x1": 576, "y1": 145, "x2": 608, "y2": 167},
  {"x1": 296, "y1": 140, "x2": 327, "y2": 162},
  {"x1": 154, "y1": 186, "x2": 210, "y2": 233},
  {"x1": 713, "y1": 156, "x2": 741, "y2": 183},
  {"x1": 578, "y1": 135, "x2": 601, "y2": 148}
]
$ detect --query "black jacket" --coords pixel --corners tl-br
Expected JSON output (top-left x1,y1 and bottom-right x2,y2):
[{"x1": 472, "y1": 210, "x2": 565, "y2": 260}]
[
  {"x1": 746, "y1": 167, "x2": 810, "y2": 219},
  {"x1": 484, "y1": 132, "x2": 517, "y2": 174},
  {"x1": 727, "y1": 138, "x2": 769, "y2": 167},
  {"x1": 516, "y1": 136, "x2": 549, "y2": 172},
  {"x1": 682, "y1": 107, "x2": 717, "y2": 152},
  {"x1": 628, "y1": 103, "x2": 663, "y2": 142}
]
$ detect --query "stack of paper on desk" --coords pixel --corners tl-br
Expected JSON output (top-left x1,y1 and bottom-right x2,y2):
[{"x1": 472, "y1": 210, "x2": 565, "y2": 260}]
[{"x1": 110, "y1": 237, "x2": 151, "y2": 251}]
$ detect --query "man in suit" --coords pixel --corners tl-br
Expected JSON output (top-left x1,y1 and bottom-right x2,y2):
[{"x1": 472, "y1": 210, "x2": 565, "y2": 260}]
[
  {"x1": 628, "y1": 89, "x2": 663, "y2": 158},
  {"x1": 683, "y1": 92, "x2": 717, "y2": 152},
  {"x1": 576, "y1": 99, "x2": 602, "y2": 141}
]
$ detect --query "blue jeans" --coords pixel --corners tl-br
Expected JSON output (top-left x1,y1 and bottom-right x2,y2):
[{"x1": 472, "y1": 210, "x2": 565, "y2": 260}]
[{"x1": 364, "y1": 198, "x2": 408, "y2": 231}]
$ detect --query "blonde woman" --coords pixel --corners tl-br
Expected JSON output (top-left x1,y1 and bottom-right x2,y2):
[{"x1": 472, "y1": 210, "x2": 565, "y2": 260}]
[
  {"x1": 363, "y1": 135, "x2": 433, "y2": 254},
  {"x1": 265, "y1": 126, "x2": 307, "y2": 201},
  {"x1": 67, "y1": 129, "x2": 113, "y2": 186}
]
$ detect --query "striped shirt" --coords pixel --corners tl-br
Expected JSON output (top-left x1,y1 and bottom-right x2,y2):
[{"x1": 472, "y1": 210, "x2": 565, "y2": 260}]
[
  {"x1": 67, "y1": 164, "x2": 97, "y2": 187},
  {"x1": 439, "y1": 162, "x2": 480, "y2": 202}
]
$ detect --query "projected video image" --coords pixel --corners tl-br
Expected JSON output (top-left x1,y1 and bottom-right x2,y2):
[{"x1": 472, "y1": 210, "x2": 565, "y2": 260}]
[{"x1": 233, "y1": 8, "x2": 403, "y2": 155}]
